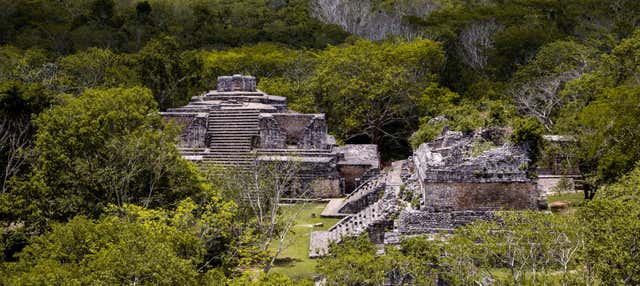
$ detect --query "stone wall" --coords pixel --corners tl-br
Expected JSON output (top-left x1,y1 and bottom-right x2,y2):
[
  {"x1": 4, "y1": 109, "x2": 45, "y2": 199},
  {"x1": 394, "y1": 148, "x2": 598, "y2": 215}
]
[
  {"x1": 217, "y1": 74, "x2": 256, "y2": 92},
  {"x1": 163, "y1": 113, "x2": 208, "y2": 148},
  {"x1": 309, "y1": 178, "x2": 342, "y2": 198},
  {"x1": 299, "y1": 116, "x2": 328, "y2": 149},
  {"x1": 398, "y1": 210, "x2": 495, "y2": 234},
  {"x1": 258, "y1": 113, "x2": 328, "y2": 149},
  {"x1": 257, "y1": 155, "x2": 342, "y2": 198},
  {"x1": 538, "y1": 175, "x2": 579, "y2": 195},
  {"x1": 258, "y1": 115, "x2": 286, "y2": 148},
  {"x1": 422, "y1": 182, "x2": 538, "y2": 212},
  {"x1": 338, "y1": 165, "x2": 371, "y2": 192}
]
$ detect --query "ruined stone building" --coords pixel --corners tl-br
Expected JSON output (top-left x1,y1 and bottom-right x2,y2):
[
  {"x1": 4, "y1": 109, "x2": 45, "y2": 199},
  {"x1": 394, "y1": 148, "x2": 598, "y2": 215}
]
[
  {"x1": 310, "y1": 128, "x2": 543, "y2": 257},
  {"x1": 160, "y1": 75, "x2": 380, "y2": 197},
  {"x1": 537, "y1": 135, "x2": 583, "y2": 195}
]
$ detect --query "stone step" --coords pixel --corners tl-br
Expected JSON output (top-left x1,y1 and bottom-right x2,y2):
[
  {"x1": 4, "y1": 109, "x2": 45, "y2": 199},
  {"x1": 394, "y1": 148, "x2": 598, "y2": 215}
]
[
  {"x1": 204, "y1": 160, "x2": 255, "y2": 164},
  {"x1": 208, "y1": 122, "x2": 259, "y2": 126},
  {"x1": 209, "y1": 142, "x2": 252, "y2": 146},
  {"x1": 202, "y1": 156, "x2": 255, "y2": 160},
  {"x1": 208, "y1": 122, "x2": 259, "y2": 125},
  {"x1": 208, "y1": 134, "x2": 256, "y2": 137},
  {"x1": 210, "y1": 146, "x2": 252, "y2": 150},
  {"x1": 209, "y1": 121, "x2": 258, "y2": 124},
  {"x1": 208, "y1": 126, "x2": 259, "y2": 130},
  {"x1": 210, "y1": 137, "x2": 254, "y2": 141},
  {"x1": 204, "y1": 154, "x2": 254, "y2": 158},
  {"x1": 209, "y1": 115, "x2": 259, "y2": 119},
  {"x1": 210, "y1": 133, "x2": 255, "y2": 136},
  {"x1": 212, "y1": 111, "x2": 261, "y2": 115},
  {"x1": 209, "y1": 139, "x2": 252, "y2": 143},
  {"x1": 208, "y1": 118, "x2": 258, "y2": 122},
  {"x1": 204, "y1": 153, "x2": 253, "y2": 157},
  {"x1": 209, "y1": 138, "x2": 254, "y2": 141},
  {"x1": 205, "y1": 149, "x2": 253, "y2": 153},
  {"x1": 209, "y1": 150, "x2": 252, "y2": 154},
  {"x1": 205, "y1": 154, "x2": 253, "y2": 157},
  {"x1": 209, "y1": 121, "x2": 258, "y2": 125},
  {"x1": 209, "y1": 126, "x2": 257, "y2": 130},
  {"x1": 206, "y1": 149, "x2": 253, "y2": 153},
  {"x1": 209, "y1": 138, "x2": 252, "y2": 142},
  {"x1": 207, "y1": 127, "x2": 258, "y2": 132}
]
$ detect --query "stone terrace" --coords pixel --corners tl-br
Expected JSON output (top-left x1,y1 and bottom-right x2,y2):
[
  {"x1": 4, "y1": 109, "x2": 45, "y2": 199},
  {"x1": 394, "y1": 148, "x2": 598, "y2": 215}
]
[{"x1": 161, "y1": 75, "x2": 380, "y2": 197}]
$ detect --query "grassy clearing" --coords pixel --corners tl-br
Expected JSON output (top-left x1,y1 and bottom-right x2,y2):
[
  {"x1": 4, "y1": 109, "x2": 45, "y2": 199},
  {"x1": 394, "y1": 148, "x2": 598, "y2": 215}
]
[
  {"x1": 547, "y1": 192, "x2": 585, "y2": 209},
  {"x1": 270, "y1": 202, "x2": 341, "y2": 280}
]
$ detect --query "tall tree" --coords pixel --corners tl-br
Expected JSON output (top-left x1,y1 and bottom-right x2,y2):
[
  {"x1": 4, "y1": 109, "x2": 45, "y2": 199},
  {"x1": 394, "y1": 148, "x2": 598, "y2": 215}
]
[
  {"x1": 4, "y1": 87, "x2": 201, "y2": 226},
  {"x1": 309, "y1": 39, "x2": 444, "y2": 159}
]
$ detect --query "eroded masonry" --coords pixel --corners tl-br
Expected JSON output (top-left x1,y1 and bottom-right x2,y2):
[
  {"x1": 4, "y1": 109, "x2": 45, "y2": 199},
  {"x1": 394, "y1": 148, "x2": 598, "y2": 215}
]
[
  {"x1": 161, "y1": 75, "x2": 380, "y2": 197},
  {"x1": 310, "y1": 128, "x2": 544, "y2": 257}
]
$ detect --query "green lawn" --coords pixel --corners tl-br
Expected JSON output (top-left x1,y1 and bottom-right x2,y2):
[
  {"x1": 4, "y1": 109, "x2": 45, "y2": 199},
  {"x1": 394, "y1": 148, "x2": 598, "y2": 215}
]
[
  {"x1": 270, "y1": 202, "x2": 341, "y2": 280},
  {"x1": 547, "y1": 191, "x2": 585, "y2": 209}
]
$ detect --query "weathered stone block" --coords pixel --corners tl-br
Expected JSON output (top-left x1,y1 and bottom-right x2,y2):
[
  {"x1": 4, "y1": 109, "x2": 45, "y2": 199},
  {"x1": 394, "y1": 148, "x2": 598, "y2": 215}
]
[{"x1": 216, "y1": 74, "x2": 256, "y2": 92}]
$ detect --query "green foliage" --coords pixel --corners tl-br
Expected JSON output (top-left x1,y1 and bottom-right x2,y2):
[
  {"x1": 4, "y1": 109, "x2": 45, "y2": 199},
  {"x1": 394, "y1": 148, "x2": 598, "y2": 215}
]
[
  {"x1": 0, "y1": 80, "x2": 56, "y2": 193},
  {"x1": 320, "y1": 211, "x2": 590, "y2": 285},
  {"x1": 510, "y1": 117, "x2": 544, "y2": 165},
  {"x1": 0, "y1": 203, "x2": 229, "y2": 285},
  {"x1": 0, "y1": 0, "x2": 348, "y2": 53},
  {"x1": 572, "y1": 85, "x2": 640, "y2": 183},
  {"x1": 317, "y1": 234, "x2": 385, "y2": 286},
  {"x1": 4, "y1": 87, "x2": 202, "y2": 227},
  {"x1": 578, "y1": 164, "x2": 640, "y2": 284},
  {"x1": 229, "y1": 272, "x2": 313, "y2": 286},
  {"x1": 133, "y1": 36, "x2": 199, "y2": 110},
  {"x1": 308, "y1": 39, "x2": 445, "y2": 159},
  {"x1": 410, "y1": 99, "x2": 513, "y2": 148},
  {"x1": 57, "y1": 47, "x2": 137, "y2": 93}
]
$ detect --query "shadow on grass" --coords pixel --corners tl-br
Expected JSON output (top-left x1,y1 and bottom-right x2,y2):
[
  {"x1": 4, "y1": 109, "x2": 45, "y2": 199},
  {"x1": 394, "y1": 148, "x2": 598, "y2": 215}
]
[{"x1": 274, "y1": 257, "x2": 304, "y2": 267}]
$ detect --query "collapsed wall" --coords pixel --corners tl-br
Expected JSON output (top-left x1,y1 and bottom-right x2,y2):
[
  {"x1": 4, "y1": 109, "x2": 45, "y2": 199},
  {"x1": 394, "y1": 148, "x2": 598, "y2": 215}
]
[{"x1": 397, "y1": 128, "x2": 542, "y2": 235}]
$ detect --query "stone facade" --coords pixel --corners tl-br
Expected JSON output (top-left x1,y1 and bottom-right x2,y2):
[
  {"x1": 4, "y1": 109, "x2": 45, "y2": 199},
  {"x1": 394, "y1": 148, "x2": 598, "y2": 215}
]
[
  {"x1": 217, "y1": 74, "x2": 256, "y2": 92},
  {"x1": 413, "y1": 129, "x2": 538, "y2": 211},
  {"x1": 398, "y1": 210, "x2": 495, "y2": 234},
  {"x1": 161, "y1": 75, "x2": 380, "y2": 197},
  {"x1": 258, "y1": 115, "x2": 286, "y2": 149},
  {"x1": 537, "y1": 135, "x2": 583, "y2": 195},
  {"x1": 257, "y1": 114, "x2": 328, "y2": 149},
  {"x1": 422, "y1": 182, "x2": 538, "y2": 212},
  {"x1": 394, "y1": 128, "x2": 542, "y2": 237},
  {"x1": 163, "y1": 113, "x2": 208, "y2": 148}
]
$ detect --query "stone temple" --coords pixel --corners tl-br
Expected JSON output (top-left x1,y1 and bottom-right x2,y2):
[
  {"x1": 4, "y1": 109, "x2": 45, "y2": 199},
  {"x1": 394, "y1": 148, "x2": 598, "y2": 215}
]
[
  {"x1": 310, "y1": 128, "x2": 544, "y2": 257},
  {"x1": 161, "y1": 75, "x2": 380, "y2": 197}
]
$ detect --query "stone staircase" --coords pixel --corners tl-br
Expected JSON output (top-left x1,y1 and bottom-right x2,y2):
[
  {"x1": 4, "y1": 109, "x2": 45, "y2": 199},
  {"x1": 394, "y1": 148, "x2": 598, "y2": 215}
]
[
  {"x1": 338, "y1": 173, "x2": 387, "y2": 214},
  {"x1": 309, "y1": 195, "x2": 399, "y2": 258},
  {"x1": 205, "y1": 108, "x2": 260, "y2": 168},
  {"x1": 309, "y1": 162, "x2": 404, "y2": 258}
]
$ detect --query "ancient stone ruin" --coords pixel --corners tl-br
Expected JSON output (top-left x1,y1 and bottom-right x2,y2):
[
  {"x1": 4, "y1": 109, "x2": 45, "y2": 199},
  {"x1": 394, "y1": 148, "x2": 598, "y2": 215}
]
[
  {"x1": 537, "y1": 135, "x2": 583, "y2": 195},
  {"x1": 161, "y1": 75, "x2": 380, "y2": 197},
  {"x1": 310, "y1": 128, "x2": 544, "y2": 257}
]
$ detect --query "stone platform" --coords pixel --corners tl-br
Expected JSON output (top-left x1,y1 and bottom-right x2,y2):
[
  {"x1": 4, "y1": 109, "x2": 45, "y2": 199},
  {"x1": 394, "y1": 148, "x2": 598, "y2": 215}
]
[{"x1": 161, "y1": 75, "x2": 381, "y2": 197}]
